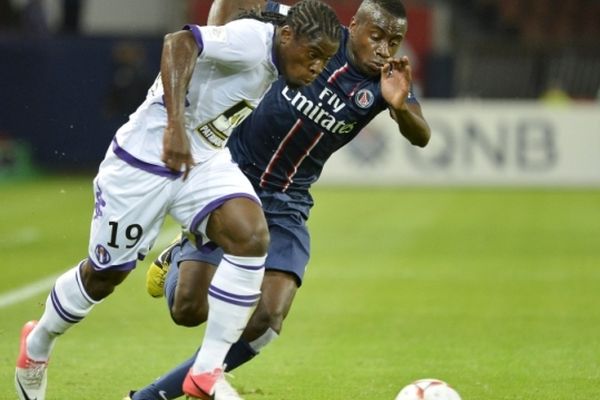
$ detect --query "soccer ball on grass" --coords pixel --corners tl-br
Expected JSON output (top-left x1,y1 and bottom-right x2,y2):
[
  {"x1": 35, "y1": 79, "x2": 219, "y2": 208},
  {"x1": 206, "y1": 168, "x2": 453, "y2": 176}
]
[{"x1": 395, "y1": 378, "x2": 461, "y2": 400}]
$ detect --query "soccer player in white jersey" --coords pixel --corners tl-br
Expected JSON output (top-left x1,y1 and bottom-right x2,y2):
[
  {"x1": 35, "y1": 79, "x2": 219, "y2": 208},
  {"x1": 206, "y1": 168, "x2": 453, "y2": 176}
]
[
  {"x1": 14, "y1": 1, "x2": 340, "y2": 399},
  {"x1": 125, "y1": 0, "x2": 431, "y2": 399}
]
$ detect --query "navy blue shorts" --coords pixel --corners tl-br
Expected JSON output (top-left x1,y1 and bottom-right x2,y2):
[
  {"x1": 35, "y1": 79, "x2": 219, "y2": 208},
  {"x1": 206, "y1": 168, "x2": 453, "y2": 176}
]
[{"x1": 169, "y1": 187, "x2": 313, "y2": 287}]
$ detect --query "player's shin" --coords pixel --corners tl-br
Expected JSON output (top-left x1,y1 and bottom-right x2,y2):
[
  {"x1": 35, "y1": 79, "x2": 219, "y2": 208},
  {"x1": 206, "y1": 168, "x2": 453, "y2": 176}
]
[
  {"x1": 27, "y1": 262, "x2": 99, "y2": 360},
  {"x1": 191, "y1": 254, "x2": 265, "y2": 374}
]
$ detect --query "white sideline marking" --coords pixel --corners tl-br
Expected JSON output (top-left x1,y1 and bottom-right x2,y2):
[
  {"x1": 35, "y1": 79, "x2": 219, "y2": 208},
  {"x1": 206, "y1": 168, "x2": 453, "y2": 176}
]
[
  {"x1": 0, "y1": 226, "x2": 181, "y2": 309},
  {"x1": 0, "y1": 274, "x2": 61, "y2": 308}
]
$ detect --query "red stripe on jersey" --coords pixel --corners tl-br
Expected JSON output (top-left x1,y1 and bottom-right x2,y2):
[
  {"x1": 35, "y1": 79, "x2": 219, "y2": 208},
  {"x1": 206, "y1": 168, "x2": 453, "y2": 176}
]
[
  {"x1": 282, "y1": 131, "x2": 325, "y2": 192},
  {"x1": 327, "y1": 63, "x2": 349, "y2": 84},
  {"x1": 347, "y1": 82, "x2": 362, "y2": 98},
  {"x1": 260, "y1": 119, "x2": 303, "y2": 188}
]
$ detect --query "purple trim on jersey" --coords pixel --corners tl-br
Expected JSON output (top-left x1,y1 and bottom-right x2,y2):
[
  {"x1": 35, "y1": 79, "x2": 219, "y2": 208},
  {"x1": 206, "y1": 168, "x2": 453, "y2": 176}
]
[
  {"x1": 88, "y1": 256, "x2": 137, "y2": 271},
  {"x1": 189, "y1": 193, "x2": 261, "y2": 251},
  {"x1": 222, "y1": 255, "x2": 265, "y2": 271},
  {"x1": 51, "y1": 288, "x2": 82, "y2": 323},
  {"x1": 183, "y1": 24, "x2": 204, "y2": 53},
  {"x1": 112, "y1": 138, "x2": 183, "y2": 179},
  {"x1": 208, "y1": 284, "x2": 260, "y2": 307}
]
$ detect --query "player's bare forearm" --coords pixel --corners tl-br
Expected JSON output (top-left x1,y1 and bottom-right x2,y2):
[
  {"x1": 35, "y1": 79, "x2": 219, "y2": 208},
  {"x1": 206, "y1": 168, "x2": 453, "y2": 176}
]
[
  {"x1": 381, "y1": 57, "x2": 431, "y2": 147},
  {"x1": 207, "y1": 0, "x2": 268, "y2": 25},
  {"x1": 160, "y1": 30, "x2": 198, "y2": 177},
  {"x1": 389, "y1": 103, "x2": 431, "y2": 147},
  {"x1": 162, "y1": 30, "x2": 197, "y2": 123}
]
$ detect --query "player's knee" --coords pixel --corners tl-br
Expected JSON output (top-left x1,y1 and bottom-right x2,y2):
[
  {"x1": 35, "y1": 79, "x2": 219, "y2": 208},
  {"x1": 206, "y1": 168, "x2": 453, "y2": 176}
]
[
  {"x1": 248, "y1": 304, "x2": 285, "y2": 334},
  {"x1": 208, "y1": 199, "x2": 270, "y2": 257},
  {"x1": 222, "y1": 222, "x2": 270, "y2": 257},
  {"x1": 80, "y1": 259, "x2": 129, "y2": 301},
  {"x1": 170, "y1": 285, "x2": 208, "y2": 326},
  {"x1": 170, "y1": 299, "x2": 208, "y2": 327},
  {"x1": 244, "y1": 223, "x2": 270, "y2": 255}
]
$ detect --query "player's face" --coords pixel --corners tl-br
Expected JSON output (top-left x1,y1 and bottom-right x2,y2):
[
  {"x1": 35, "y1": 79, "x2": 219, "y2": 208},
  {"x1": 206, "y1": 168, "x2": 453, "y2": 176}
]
[
  {"x1": 348, "y1": 5, "x2": 407, "y2": 76},
  {"x1": 277, "y1": 26, "x2": 339, "y2": 89}
]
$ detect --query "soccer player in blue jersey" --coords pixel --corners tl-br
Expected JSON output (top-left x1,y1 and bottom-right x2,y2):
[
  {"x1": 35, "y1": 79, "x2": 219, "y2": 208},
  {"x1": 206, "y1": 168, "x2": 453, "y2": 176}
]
[{"x1": 127, "y1": 0, "x2": 430, "y2": 398}]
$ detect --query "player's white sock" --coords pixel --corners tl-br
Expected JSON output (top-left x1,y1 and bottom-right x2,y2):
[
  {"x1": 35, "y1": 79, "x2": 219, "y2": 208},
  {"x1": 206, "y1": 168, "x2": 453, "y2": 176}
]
[
  {"x1": 26, "y1": 262, "x2": 98, "y2": 360},
  {"x1": 191, "y1": 254, "x2": 265, "y2": 374}
]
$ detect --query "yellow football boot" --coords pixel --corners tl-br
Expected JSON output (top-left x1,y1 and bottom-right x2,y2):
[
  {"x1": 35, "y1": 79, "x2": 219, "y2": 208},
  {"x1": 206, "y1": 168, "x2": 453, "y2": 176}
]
[{"x1": 146, "y1": 236, "x2": 181, "y2": 298}]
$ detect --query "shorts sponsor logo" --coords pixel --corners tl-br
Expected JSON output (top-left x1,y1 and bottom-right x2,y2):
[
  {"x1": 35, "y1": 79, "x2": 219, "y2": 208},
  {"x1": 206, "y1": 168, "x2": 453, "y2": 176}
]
[{"x1": 95, "y1": 244, "x2": 112, "y2": 265}]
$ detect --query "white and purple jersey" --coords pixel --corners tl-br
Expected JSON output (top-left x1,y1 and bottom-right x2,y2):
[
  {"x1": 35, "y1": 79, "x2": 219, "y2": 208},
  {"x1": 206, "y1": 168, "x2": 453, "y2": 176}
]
[
  {"x1": 228, "y1": 25, "x2": 419, "y2": 192},
  {"x1": 112, "y1": 19, "x2": 279, "y2": 175}
]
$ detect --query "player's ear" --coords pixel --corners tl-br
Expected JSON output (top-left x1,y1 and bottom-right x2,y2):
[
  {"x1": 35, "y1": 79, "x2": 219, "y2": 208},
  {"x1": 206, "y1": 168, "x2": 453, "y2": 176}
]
[
  {"x1": 348, "y1": 16, "x2": 358, "y2": 37},
  {"x1": 349, "y1": 16, "x2": 357, "y2": 29},
  {"x1": 278, "y1": 25, "x2": 293, "y2": 47}
]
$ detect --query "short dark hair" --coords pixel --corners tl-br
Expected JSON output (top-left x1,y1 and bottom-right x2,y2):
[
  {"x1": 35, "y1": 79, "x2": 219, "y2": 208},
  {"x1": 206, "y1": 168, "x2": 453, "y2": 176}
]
[
  {"x1": 362, "y1": 0, "x2": 407, "y2": 19},
  {"x1": 286, "y1": 0, "x2": 341, "y2": 43}
]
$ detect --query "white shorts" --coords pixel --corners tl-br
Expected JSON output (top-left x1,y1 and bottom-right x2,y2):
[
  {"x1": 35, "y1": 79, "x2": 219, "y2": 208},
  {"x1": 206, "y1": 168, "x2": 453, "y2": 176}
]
[{"x1": 88, "y1": 147, "x2": 260, "y2": 271}]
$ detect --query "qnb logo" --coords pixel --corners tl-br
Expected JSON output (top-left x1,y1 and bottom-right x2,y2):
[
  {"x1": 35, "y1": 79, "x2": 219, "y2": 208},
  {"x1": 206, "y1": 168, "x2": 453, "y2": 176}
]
[{"x1": 94, "y1": 244, "x2": 112, "y2": 265}]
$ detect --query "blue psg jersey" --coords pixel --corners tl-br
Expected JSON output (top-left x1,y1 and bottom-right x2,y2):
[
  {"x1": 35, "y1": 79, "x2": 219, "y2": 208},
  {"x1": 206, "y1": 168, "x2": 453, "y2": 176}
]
[{"x1": 228, "y1": 25, "x2": 419, "y2": 192}]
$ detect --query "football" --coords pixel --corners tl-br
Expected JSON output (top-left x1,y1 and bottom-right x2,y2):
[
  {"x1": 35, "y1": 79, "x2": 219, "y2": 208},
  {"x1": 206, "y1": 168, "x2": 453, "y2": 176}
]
[{"x1": 395, "y1": 378, "x2": 461, "y2": 400}]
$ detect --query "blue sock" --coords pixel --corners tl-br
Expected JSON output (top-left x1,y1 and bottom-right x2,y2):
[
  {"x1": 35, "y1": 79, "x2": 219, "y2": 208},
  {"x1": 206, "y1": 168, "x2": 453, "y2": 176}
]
[
  {"x1": 132, "y1": 355, "x2": 193, "y2": 400},
  {"x1": 132, "y1": 340, "x2": 257, "y2": 399},
  {"x1": 224, "y1": 338, "x2": 257, "y2": 371}
]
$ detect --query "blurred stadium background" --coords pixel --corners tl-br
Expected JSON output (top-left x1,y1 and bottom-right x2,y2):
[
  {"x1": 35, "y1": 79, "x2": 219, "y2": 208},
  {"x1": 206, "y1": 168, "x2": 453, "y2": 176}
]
[
  {"x1": 1, "y1": 0, "x2": 599, "y2": 178},
  {"x1": 1, "y1": 1, "x2": 599, "y2": 399}
]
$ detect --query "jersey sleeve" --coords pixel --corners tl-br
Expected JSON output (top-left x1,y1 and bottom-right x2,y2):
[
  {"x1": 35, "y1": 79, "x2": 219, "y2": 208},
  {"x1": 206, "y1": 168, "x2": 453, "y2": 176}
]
[
  {"x1": 183, "y1": 24, "x2": 204, "y2": 51},
  {"x1": 192, "y1": 19, "x2": 271, "y2": 71}
]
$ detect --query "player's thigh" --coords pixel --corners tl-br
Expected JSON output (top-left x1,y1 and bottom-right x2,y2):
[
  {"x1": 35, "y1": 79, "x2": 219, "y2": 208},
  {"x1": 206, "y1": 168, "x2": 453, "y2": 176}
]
[
  {"x1": 170, "y1": 150, "x2": 262, "y2": 251},
  {"x1": 207, "y1": 197, "x2": 269, "y2": 255},
  {"x1": 89, "y1": 156, "x2": 170, "y2": 270}
]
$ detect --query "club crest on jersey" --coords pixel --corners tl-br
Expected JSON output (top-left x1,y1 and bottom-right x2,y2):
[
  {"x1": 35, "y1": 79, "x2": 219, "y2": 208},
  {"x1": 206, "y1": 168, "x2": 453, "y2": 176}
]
[
  {"x1": 95, "y1": 244, "x2": 111, "y2": 265},
  {"x1": 354, "y1": 89, "x2": 374, "y2": 109}
]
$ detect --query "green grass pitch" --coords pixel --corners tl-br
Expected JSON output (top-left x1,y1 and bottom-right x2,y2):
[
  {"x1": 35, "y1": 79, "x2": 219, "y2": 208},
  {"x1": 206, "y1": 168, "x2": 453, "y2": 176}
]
[{"x1": 1, "y1": 176, "x2": 599, "y2": 399}]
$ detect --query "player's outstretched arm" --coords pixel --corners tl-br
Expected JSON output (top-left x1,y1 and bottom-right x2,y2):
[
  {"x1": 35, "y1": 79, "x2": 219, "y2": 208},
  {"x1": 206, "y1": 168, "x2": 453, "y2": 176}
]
[
  {"x1": 207, "y1": 0, "x2": 268, "y2": 25},
  {"x1": 381, "y1": 56, "x2": 431, "y2": 147},
  {"x1": 160, "y1": 30, "x2": 198, "y2": 179}
]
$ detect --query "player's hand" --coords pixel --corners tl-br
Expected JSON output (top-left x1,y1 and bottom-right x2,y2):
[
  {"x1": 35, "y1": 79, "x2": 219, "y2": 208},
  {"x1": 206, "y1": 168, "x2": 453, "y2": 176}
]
[
  {"x1": 380, "y1": 56, "x2": 412, "y2": 111},
  {"x1": 162, "y1": 121, "x2": 195, "y2": 180}
]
